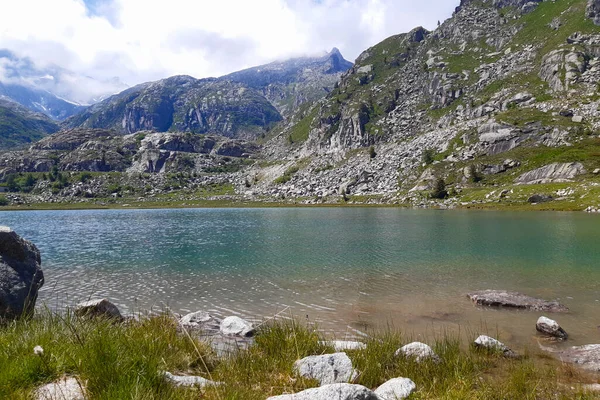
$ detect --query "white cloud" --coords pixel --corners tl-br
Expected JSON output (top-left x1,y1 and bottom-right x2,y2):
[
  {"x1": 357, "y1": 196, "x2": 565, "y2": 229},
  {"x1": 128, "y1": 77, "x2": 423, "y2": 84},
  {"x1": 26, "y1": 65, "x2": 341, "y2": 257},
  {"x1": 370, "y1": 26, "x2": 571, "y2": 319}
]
[{"x1": 0, "y1": 0, "x2": 456, "y2": 87}]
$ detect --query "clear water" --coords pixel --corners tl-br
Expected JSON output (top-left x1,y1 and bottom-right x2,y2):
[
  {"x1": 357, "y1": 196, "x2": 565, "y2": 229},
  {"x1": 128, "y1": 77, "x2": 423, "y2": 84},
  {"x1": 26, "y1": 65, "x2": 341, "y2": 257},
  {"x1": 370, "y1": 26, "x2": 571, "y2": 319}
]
[{"x1": 2, "y1": 208, "x2": 600, "y2": 350}]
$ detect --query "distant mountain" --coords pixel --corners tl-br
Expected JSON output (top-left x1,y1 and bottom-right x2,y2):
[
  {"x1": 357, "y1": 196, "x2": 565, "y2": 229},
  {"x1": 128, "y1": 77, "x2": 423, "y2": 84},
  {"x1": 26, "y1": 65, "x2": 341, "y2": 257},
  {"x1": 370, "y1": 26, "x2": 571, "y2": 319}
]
[
  {"x1": 0, "y1": 98, "x2": 59, "y2": 149},
  {"x1": 63, "y1": 76, "x2": 282, "y2": 140},
  {"x1": 222, "y1": 48, "x2": 353, "y2": 117},
  {"x1": 0, "y1": 50, "x2": 127, "y2": 120}
]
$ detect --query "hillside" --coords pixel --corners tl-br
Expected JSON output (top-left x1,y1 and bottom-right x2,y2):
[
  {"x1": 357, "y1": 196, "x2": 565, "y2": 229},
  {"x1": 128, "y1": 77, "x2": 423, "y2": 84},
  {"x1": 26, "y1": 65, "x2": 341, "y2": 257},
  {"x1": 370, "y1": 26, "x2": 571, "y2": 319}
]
[
  {"x1": 0, "y1": 99, "x2": 60, "y2": 149},
  {"x1": 63, "y1": 76, "x2": 282, "y2": 140}
]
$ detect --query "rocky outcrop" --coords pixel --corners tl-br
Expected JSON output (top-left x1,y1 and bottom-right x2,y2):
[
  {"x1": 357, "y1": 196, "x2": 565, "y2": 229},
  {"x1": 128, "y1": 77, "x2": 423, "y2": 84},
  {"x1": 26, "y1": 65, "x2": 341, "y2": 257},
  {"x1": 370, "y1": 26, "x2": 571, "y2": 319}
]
[
  {"x1": 540, "y1": 50, "x2": 587, "y2": 92},
  {"x1": 74, "y1": 298, "x2": 123, "y2": 320},
  {"x1": 587, "y1": 0, "x2": 600, "y2": 25},
  {"x1": 467, "y1": 290, "x2": 569, "y2": 312},
  {"x1": 35, "y1": 376, "x2": 85, "y2": 400},
  {"x1": 474, "y1": 335, "x2": 518, "y2": 358},
  {"x1": 395, "y1": 342, "x2": 440, "y2": 363},
  {"x1": 516, "y1": 163, "x2": 586, "y2": 184},
  {"x1": 293, "y1": 352, "x2": 358, "y2": 385},
  {"x1": 374, "y1": 378, "x2": 417, "y2": 400},
  {"x1": 267, "y1": 383, "x2": 378, "y2": 400},
  {"x1": 536, "y1": 316, "x2": 568, "y2": 340},
  {"x1": 0, "y1": 227, "x2": 44, "y2": 319}
]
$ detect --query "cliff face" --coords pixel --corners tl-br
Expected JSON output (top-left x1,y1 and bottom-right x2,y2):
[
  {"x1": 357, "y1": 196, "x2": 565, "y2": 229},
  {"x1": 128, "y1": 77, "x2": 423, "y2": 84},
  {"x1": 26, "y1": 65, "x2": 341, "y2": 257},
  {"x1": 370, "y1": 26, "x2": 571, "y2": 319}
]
[{"x1": 63, "y1": 76, "x2": 282, "y2": 140}]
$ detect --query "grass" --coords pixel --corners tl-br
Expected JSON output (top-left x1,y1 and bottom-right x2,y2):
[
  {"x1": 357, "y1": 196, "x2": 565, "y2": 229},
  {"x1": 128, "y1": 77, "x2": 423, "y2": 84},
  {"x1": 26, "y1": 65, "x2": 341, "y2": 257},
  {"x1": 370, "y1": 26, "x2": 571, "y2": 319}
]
[{"x1": 1, "y1": 313, "x2": 597, "y2": 399}]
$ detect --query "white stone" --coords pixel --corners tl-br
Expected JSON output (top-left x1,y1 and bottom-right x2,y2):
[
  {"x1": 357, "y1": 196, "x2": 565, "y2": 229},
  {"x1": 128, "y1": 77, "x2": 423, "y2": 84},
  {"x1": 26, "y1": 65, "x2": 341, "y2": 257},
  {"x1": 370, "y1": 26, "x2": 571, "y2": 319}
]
[
  {"x1": 267, "y1": 383, "x2": 377, "y2": 400},
  {"x1": 572, "y1": 116, "x2": 584, "y2": 123},
  {"x1": 0, "y1": 226, "x2": 12, "y2": 232},
  {"x1": 395, "y1": 342, "x2": 439, "y2": 362},
  {"x1": 374, "y1": 377, "x2": 416, "y2": 400},
  {"x1": 164, "y1": 372, "x2": 220, "y2": 388},
  {"x1": 219, "y1": 316, "x2": 254, "y2": 337},
  {"x1": 474, "y1": 335, "x2": 517, "y2": 357},
  {"x1": 36, "y1": 377, "x2": 85, "y2": 400},
  {"x1": 536, "y1": 316, "x2": 568, "y2": 339},
  {"x1": 294, "y1": 352, "x2": 358, "y2": 386},
  {"x1": 321, "y1": 340, "x2": 367, "y2": 351},
  {"x1": 179, "y1": 311, "x2": 214, "y2": 329}
]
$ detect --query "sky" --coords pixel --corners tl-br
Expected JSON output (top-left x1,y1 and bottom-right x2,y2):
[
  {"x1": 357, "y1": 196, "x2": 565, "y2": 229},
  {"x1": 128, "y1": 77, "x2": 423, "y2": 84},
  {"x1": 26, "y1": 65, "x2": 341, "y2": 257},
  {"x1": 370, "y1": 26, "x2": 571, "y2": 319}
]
[{"x1": 0, "y1": 0, "x2": 456, "y2": 87}]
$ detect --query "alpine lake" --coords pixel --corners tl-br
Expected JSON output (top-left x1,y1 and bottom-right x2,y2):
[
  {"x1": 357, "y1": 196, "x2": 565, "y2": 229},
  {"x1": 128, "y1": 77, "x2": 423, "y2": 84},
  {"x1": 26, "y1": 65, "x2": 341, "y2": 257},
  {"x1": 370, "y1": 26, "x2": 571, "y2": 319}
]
[{"x1": 2, "y1": 207, "x2": 600, "y2": 351}]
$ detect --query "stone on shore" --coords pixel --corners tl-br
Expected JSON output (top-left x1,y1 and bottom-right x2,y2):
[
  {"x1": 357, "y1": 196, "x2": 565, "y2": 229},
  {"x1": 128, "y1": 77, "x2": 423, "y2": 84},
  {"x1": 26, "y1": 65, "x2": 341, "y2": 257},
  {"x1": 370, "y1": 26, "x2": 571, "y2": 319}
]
[
  {"x1": 395, "y1": 342, "x2": 440, "y2": 363},
  {"x1": 374, "y1": 377, "x2": 417, "y2": 400},
  {"x1": 553, "y1": 344, "x2": 600, "y2": 371},
  {"x1": 321, "y1": 340, "x2": 367, "y2": 351},
  {"x1": 467, "y1": 290, "x2": 568, "y2": 312},
  {"x1": 474, "y1": 335, "x2": 518, "y2": 358},
  {"x1": 536, "y1": 316, "x2": 568, "y2": 340},
  {"x1": 164, "y1": 371, "x2": 220, "y2": 388},
  {"x1": 74, "y1": 298, "x2": 123, "y2": 320},
  {"x1": 294, "y1": 352, "x2": 358, "y2": 386},
  {"x1": 267, "y1": 383, "x2": 378, "y2": 400},
  {"x1": 35, "y1": 377, "x2": 85, "y2": 400},
  {"x1": 0, "y1": 226, "x2": 44, "y2": 319},
  {"x1": 220, "y1": 316, "x2": 254, "y2": 337},
  {"x1": 179, "y1": 310, "x2": 221, "y2": 332}
]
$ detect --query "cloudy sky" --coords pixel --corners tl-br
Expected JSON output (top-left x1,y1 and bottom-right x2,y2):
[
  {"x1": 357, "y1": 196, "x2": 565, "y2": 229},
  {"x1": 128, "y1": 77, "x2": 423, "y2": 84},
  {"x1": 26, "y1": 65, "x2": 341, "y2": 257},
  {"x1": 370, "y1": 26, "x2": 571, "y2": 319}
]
[{"x1": 0, "y1": 0, "x2": 455, "y2": 86}]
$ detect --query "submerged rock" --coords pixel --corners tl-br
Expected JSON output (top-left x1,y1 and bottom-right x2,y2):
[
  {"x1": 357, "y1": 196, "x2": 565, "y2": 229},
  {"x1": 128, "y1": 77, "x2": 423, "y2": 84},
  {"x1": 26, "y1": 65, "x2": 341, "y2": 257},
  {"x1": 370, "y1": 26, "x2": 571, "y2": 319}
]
[
  {"x1": 267, "y1": 383, "x2": 378, "y2": 400},
  {"x1": 467, "y1": 290, "x2": 569, "y2": 312},
  {"x1": 536, "y1": 316, "x2": 568, "y2": 340},
  {"x1": 474, "y1": 335, "x2": 518, "y2": 358},
  {"x1": 294, "y1": 352, "x2": 358, "y2": 385},
  {"x1": 164, "y1": 371, "x2": 220, "y2": 388},
  {"x1": 553, "y1": 344, "x2": 600, "y2": 371},
  {"x1": 395, "y1": 342, "x2": 440, "y2": 363},
  {"x1": 374, "y1": 377, "x2": 417, "y2": 400},
  {"x1": 74, "y1": 298, "x2": 123, "y2": 320},
  {"x1": 35, "y1": 377, "x2": 85, "y2": 400},
  {"x1": 0, "y1": 226, "x2": 44, "y2": 319}
]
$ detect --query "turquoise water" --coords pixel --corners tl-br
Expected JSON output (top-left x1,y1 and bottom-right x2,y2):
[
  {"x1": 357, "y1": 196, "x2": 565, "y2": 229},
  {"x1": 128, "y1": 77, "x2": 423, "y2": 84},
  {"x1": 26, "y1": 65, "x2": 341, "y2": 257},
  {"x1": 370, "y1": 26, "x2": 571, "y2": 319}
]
[{"x1": 1, "y1": 208, "x2": 600, "y2": 348}]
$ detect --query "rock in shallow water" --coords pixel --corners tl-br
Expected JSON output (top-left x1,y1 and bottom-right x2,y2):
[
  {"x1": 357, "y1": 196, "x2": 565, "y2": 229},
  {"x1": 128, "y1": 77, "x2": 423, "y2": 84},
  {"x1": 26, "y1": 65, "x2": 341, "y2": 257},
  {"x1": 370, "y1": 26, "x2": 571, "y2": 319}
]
[
  {"x1": 553, "y1": 344, "x2": 600, "y2": 371},
  {"x1": 0, "y1": 227, "x2": 44, "y2": 319},
  {"x1": 374, "y1": 377, "x2": 416, "y2": 400},
  {"x1": 35, "y1": 377, "x2": 85, "y2": 400},
  {"x1": 74, "y1": 298, "x2": 123, "y2": 320},
  {"x1": 294, "y1": 352, "x2": 358, "y2": 386},
  {"x1": 467, "y1": 290, "x2": 568, "y2": 312},
  {"x1": 395, "y1": 342, "x2": 440, "y2": 363},
  {"x1": 220, "y1": 315, "x2": 254, "y2": 337},
  {"x1": 536, "y1": 316, "x2": 568, "y2": 340},
  {"x1": 474, "y1": 335, "x2": 518, "y2": 358},
  {"x1": 267, "y1": 383, "x2": 378, "y2": 400}
]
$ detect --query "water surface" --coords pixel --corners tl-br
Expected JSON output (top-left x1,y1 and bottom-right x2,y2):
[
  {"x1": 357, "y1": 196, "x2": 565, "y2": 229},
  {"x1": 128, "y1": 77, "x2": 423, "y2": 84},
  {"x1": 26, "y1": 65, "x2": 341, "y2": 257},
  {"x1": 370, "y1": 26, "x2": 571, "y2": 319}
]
[{"x1": 2, "y1": 208, "x2": 599, "y2": 349}]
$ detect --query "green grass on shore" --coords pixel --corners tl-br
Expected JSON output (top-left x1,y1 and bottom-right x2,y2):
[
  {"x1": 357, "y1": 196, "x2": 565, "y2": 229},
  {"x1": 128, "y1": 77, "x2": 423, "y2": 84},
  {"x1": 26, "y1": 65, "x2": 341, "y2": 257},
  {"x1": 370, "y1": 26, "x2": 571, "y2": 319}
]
[{"x1": 0, "y1": 311, "x2": 598, "y2": 399}]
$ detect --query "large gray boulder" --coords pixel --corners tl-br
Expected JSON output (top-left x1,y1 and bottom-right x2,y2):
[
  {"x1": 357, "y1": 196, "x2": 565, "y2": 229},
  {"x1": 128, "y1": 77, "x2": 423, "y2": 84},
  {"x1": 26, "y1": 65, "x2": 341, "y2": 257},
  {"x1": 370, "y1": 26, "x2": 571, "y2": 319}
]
[
  {"x1": 374, "y1": 377, "x2": 416, "y2": 400},
  {"x1": 294, "y1": 352, "x2": 358, "y2": 386},
  {"x1": 0, "y1": 227, "x2": 44, "y2": 319},
  {"x1": 267, "y1": 383, "x2": 378, "y2": 400},
  {"x1": 35, "y1": 377, "x2": 85, "y2": 400},
  {"x1": 467, "y1": 290, "x2": 569, "y2": 312},
  {"x1": 536, "y1": 316, "x2": 568, "y2": 340},
  {"x1": 588, "y1": 0, "x2": 600, "y2": 25}
]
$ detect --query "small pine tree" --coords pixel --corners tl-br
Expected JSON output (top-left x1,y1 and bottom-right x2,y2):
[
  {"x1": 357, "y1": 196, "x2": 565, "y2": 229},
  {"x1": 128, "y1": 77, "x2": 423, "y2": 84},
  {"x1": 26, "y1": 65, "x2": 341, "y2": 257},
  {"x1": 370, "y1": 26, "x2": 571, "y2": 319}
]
[
  {"x1": 369, "y1": 146, "x2": 377, "y2": 159},
  {"x1": 430, "y1": 178, "x2": 448, "y2": 199}
]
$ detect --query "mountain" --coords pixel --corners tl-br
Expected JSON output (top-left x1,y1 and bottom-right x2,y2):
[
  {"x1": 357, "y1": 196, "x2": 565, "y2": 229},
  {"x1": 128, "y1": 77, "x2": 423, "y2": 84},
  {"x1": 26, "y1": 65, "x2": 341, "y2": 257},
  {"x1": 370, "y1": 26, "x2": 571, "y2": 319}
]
[
  {"x1": 222, "y1": 48, "x2": 353, "y2": 118},
  {"x1": 0, "y1": 50, "x2": 127, "y2": 119},
  {"x1": 63, "y1": 76, "x2": 283, "y2": 140},
  {"x1": 0, "y1": 98, "x2": 60, "y2": 149}
]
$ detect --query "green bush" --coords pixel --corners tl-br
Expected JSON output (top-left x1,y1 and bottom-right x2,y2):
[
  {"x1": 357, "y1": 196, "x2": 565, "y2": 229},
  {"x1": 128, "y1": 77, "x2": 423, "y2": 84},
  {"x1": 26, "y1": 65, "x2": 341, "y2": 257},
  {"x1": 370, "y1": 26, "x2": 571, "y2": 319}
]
[
  {"x1": 0, "y1": 195, "x2": 8, "y2": 206},
  {"x1": 430, "y1": 178, "x2": 448, "y2": 199}
]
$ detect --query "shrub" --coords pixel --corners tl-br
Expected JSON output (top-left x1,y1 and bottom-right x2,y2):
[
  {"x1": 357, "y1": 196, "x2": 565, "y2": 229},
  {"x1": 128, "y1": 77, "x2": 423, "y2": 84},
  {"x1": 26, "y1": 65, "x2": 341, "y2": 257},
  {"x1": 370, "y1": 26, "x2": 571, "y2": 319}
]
[
  {"x1": 422, "y1": 148, "x2": 436, "y2": 165},
  {"x1": 0, "y1": 195, "x2": 8, "y2": 206},
  {"x1": 430, "y1": 178, "x2": 448, "y2": 199}
]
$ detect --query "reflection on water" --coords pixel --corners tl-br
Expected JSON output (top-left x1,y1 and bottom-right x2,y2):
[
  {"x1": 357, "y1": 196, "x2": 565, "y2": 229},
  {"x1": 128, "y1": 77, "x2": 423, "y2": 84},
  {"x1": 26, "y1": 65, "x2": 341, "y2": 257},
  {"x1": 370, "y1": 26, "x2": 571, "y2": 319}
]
[{"x1": 2, "y1": 208, "x2": 600, "y2": 349}]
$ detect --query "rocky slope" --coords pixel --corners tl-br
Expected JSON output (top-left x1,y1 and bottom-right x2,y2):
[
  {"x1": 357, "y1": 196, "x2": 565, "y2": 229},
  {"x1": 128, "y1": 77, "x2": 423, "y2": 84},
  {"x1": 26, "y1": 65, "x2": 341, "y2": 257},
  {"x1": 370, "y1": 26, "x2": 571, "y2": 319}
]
[
  {"x1": 63, "y1": 76, "x2": 282, "y2": 140},
  {"x1": 222, "y1": 48, "x2": 353, "y2": 118},
  {"x1": 0, "y1": 99, "x2": 60, "y2": 149}
]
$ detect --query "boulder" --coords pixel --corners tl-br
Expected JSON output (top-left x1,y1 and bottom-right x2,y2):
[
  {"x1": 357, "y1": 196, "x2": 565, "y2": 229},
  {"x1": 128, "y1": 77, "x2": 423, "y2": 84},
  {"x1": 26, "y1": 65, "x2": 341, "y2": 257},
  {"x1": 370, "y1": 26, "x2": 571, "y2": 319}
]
[
  {"x1": 474, "y1": 335, "x2": 518, "y2": 358},
  {"x1": 321, "y1": 340, "x2": 367, "y2": 351},
  {"x1": 35, "y1": 377, "x2": 85, "y2": 400},
  {"x1": 179, "y1": 310, "x2": 221, "y2": 332},
  {"x1": 536, "y1": 316, "x2": 568, "y2": 340},
  {"x1": 164, "y1": 371, "x2": 220, "y2": 388},
  {"x1": 0, "y1": 227, "x2": 44, "y2": 319},
  {"x1": 395, "y1": 342, "x2": 440, "y2": 363},
  {"x1": 294, "y1": 352, "x2": 358, "y2": 385},
  {"x1": 553, "y1": 344, "x2": 600, "y2": 371},
  {"x1": 587, "y1": 0, "x2": 600, "y2": 25},
  {"x1": 467, "y1": 290, "x2": 569, "y2": 312},
  {"x1": 516, "y1": 163, "x2": 586, "y2": 184},
  {"x1": 267, "y1": 383, "x2": 378, "y2": 400},
  {"x1": 374, "y1": 377, "x2": 417, "y2": 400},
  {"x1": 527, "y1": 194, "x2": 553, "y2": 204},
  {"x1": 220, "y1": 316, "x2": 254, "y2": 337},
  {"x1": 74, "y1": 298, "x2": 123, "y2": 320}
]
